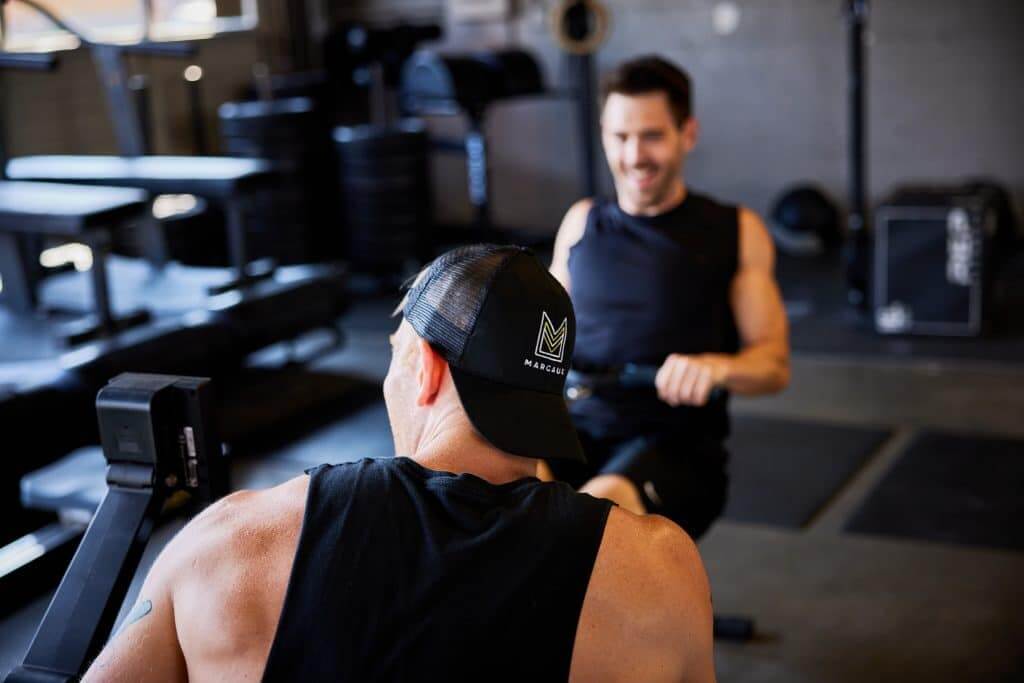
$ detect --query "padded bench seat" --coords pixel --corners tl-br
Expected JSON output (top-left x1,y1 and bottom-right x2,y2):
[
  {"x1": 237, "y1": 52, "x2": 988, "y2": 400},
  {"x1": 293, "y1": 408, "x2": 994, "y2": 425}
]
[
  {"x1": 0, "y1": 180, "x2": 147, "y2": 235},
  {"x1": 0, "y1": 181, "x2": 150, "y2": 340},
  {"x1": 6, "y1": 155, "x2": 275, "y2": 199},
  {"x1": 8, "y1": 156, "x2": 280, "y2": 292}
]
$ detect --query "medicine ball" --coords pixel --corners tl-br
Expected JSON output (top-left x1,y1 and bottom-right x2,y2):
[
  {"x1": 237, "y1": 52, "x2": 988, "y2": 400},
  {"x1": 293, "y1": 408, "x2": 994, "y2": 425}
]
[{"x1": 769, "y1": 185, "x2": 843, "y2": 257}]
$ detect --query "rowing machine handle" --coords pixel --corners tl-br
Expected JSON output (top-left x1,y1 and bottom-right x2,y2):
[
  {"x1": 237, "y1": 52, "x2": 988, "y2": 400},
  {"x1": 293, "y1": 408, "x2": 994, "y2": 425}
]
[{"x1": 620, "y1": 363, "x2": 728, "y2": 402}]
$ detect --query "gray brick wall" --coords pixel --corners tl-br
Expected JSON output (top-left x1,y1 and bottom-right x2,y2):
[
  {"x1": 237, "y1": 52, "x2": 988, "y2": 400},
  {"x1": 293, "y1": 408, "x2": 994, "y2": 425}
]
[
  {"x1": 4, "y1": 0, "x2": 1020, "y2": 236},
  {"x1": 338, "y1": 0, "x2": 1024, "y2": 235}
]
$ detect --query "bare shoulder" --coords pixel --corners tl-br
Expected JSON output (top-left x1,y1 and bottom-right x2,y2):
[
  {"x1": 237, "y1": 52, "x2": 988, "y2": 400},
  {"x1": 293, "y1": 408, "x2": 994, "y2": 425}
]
[
  {"x1": 590, "y1": 507, "x2": 711, "y2": 629},
  {"x1": 608, "y1": 508, "x2": 709, "y2": 603},
  {"x1": 558, "y1": 198, "x2": 594, "y2": 243},
  {"x1": 160, "y1": 475, "x2": 309, "y2": 580},
  {"x1": 551, "y1": 198, "x2": 595, "y2": 289},
  {"x1": 571, "y1": 508, "x2": 713, "y2": 682},
  {"x1": 163, "y1": 476, "x2": 310, "y2": 665},
  {"x1": 566, "y1": 197, "x2": 595, "y2": 220},
  {"x1": 738, "y1": 206, "x2": 775, "y2": 271},
  {"x1": 188, "y1": 475, "x2": 306, "y2": 534},
  {"x1": 614, "y1": 509, "x2": 712, "y2": 638},
  {"x1": 83, "y1": 477, "x2": 311, "y2": 681}
]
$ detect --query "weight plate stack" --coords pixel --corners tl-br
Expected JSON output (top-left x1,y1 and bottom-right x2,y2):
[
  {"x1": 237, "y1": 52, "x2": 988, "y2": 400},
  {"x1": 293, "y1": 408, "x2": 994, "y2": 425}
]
[
  {"x1": 334, "y1": 120, "x2": 432, "y2": 273},
  {"x1": 219, "y1": 97, "x2": 340, "y2": 263}
]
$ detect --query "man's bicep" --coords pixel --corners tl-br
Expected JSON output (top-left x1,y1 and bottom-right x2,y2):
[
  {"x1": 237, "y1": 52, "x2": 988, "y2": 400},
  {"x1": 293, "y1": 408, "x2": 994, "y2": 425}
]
[
  {"x1": 81, "y1": 517, "x2": 201, "y2": 682},
  {"x1": 732, "y1": 208, "x2": 788, "y2": 349},
  {"x1": 731, "y1": 268, "x2": 788, "y2": 349},
  {"x1": 82, "y1": 578, "x2": 187, "y2": 682}
]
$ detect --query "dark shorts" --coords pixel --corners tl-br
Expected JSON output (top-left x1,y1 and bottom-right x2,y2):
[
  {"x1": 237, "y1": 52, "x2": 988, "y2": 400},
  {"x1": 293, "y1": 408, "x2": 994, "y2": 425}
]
[{"x1": 550, "y1": 422, "x2": 730, "y2": 540}]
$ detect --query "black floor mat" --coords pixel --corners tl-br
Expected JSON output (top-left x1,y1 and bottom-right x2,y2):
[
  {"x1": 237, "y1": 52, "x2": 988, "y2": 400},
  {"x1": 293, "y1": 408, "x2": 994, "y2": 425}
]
[
  {"x1": 844, "y1": 430, "x2": 1024, "y2": 551},
  {"x1": 724, "y1": 416, "x2": 891, "y2": 529}
]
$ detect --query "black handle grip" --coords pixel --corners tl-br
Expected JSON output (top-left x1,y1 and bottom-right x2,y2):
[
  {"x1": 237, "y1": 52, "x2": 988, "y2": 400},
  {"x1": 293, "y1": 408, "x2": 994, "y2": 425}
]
[
  {"x1": 619, "y1": 363, "x2": 658, "y2": 387},
  {"x1": 620, "y1": 363, "x2": 728, "y2": 402}
]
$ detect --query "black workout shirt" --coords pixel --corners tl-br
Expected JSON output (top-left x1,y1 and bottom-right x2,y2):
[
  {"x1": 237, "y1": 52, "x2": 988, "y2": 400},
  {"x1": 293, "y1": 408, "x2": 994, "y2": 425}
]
[
  {"x1": 568, "y1": 192, "x2": 740, "y2": 439},
  {"x1": 262, "y1": 457, "x2": 612, "y2": 682}
]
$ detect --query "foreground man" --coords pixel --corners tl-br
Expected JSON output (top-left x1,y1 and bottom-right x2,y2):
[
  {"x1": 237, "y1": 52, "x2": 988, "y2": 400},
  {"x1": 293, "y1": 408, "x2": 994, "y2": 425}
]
[
  {"x1": 550, "y1": 56, "x2": 790, "y2": 535},
  {"x1": 84, "y1": 245, "x2": 715, "y2": 682}
]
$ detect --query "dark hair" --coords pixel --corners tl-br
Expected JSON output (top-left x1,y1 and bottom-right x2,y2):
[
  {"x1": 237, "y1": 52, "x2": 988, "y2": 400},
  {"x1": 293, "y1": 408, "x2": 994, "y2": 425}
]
[{"x1": 600, "y1": 55, "x2": 692, "y2": 126}]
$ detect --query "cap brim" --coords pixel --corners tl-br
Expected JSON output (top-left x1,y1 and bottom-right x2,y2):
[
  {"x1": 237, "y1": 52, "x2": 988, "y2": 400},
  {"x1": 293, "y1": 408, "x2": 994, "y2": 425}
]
[{"x1": 450, "y1": 367, "x2": 587, "y2": 464}]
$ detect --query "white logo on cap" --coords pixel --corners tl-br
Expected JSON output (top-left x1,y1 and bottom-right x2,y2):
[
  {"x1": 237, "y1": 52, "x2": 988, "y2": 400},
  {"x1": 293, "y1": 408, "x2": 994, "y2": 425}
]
[{"x1": 534, "y1": 311, "x2": 567, "y2": 363}]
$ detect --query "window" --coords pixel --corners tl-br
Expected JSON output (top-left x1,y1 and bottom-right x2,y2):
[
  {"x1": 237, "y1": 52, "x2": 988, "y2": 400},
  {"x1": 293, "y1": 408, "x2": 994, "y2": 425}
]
[{"x1": 1, "y1": 0, "x2": 258, "y2": 51}]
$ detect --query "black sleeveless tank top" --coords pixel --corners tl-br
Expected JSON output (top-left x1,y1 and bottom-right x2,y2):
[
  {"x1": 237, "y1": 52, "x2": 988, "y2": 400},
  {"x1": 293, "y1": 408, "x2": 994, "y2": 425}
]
[
  {"x1": 262, "y1": 458, "x2": 613, "y2": 682},
  {"x1": 567, "y1": 192, "x2": 740, "y2": 439}
]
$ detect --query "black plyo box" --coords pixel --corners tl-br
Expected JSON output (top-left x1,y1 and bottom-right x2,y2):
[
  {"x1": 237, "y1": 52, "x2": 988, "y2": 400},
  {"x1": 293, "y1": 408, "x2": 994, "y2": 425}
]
[{"x1": 873, "y1": 187, "x2": 1001, "y2": 337}]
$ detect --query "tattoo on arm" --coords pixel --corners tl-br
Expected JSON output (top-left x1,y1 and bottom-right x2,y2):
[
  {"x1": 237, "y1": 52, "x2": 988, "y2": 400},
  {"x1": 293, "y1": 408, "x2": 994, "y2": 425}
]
[{"x1": 116, "y1": 599, "x2": 153, "y2": 636}]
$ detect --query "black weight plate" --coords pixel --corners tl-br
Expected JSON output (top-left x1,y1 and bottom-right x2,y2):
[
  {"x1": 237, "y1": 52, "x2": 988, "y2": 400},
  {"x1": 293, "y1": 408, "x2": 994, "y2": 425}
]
[
  {"x1": 218, "y1": 97, "x2": 318, "y2": 135},
  {"x1": 342, "y1": 191, "x2": 429, "y2": 214},
  {"x1": 337, "y1": 155, "x2": 428, "y2": 177},
  {"x1": 333, "y1": 121, "x2": 428, "y2": 156}
]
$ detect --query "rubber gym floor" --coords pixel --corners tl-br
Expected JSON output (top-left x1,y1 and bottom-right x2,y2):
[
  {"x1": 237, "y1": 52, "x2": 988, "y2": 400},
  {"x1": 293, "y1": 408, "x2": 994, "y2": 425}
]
[{"x1": 1, "y1": 253, "x2": 1022, "y2": 682}]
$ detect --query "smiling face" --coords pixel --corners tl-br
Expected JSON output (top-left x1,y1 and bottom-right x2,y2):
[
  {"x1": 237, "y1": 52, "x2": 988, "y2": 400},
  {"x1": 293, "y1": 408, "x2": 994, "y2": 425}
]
[{"x1": 600, "y1": 91, "x2": 697, "y2": 215}]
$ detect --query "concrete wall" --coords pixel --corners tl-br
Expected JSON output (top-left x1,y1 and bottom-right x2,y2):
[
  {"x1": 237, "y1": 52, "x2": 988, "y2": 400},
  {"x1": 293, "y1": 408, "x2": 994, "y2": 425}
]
[
  {"x1": 335, "y1": 0, "x2": 1024, "y2": 236},
  {"x1": 4, "y1": 1, "x2": 1020, "y2": 236},
  {"x1": 1, "y1": 32, "x2": 265, "y2": 157},
  {"x1": 0, "y1": 0, "x2": 292, "y2": 159}
]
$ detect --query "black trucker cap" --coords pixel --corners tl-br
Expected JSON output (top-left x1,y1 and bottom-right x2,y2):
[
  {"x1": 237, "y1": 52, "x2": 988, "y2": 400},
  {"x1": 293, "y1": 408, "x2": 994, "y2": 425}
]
[{"x1": 400, "y1": 244, "x2": 585, "y2": 463}]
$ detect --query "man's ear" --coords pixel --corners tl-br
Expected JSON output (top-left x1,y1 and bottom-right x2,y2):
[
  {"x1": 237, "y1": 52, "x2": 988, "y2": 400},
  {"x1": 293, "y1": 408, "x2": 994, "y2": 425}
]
[
  {"x1": 681, "y1": 116, "x2": 699, "y2": 153},
  {"x1": 415, "y1": 339, "x2": 447, "y2": 407}
]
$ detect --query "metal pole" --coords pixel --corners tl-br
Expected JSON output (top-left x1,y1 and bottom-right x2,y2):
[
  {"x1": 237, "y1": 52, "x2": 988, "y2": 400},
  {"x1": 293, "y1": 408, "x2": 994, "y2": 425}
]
[
  {"x1": 565, "y1": 1, "x2": 598, "y2": 197},
  {"x1": 845, "y1": 0, "x2": 869, "y2": 306},
  {"x1": 186, "y1": 68, "x2": 208, "y2": 154},
  {"x1": 0, "y1": 1, "x2": 8, "y2": 178},
  {"x1": 128, "y1": 73, "x2": 153, "y2": 154},
  {"x1": 286, "y1": 0, "x2": 311, "y2": 71},
  {"x1": 570, "y1": 53, "x2": 597, "y2": 197},
  {"x1": 0, "y1": 78, "x2": 8, "y2": 180},
  {"x1": 141, "y1": 0, "x2": 153, "y2": 42},
  {"x1": 93, "y1": 44, "x2": 148, "y2": 156},
  {"x1": 0, "y1": 1, "x2": 8, "y2": 48},
  {"x1": 368, "y1": 62, "x2": 388, "y2": 127}
]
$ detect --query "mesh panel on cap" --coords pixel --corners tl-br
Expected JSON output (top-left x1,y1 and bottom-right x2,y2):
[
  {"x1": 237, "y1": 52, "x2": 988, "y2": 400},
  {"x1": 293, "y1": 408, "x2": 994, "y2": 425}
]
[{"x1": 403, "y1": 244, "x2": 524, "y2": 363}]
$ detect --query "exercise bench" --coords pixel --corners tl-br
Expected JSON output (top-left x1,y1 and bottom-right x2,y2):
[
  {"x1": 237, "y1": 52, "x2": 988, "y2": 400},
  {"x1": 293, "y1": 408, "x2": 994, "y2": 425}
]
[
  {"x1": 0, "y1": 180, "x2": 151, "y2": 344},
  {"x1": 6, "y1": 155, "x2": 278, "y2": 294}
]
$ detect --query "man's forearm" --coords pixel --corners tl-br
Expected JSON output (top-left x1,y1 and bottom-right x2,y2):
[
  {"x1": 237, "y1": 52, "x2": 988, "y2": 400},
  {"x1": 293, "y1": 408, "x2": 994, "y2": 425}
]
[{"x1": 701, "y1": 345, "x2": 789, "y2": 396}]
